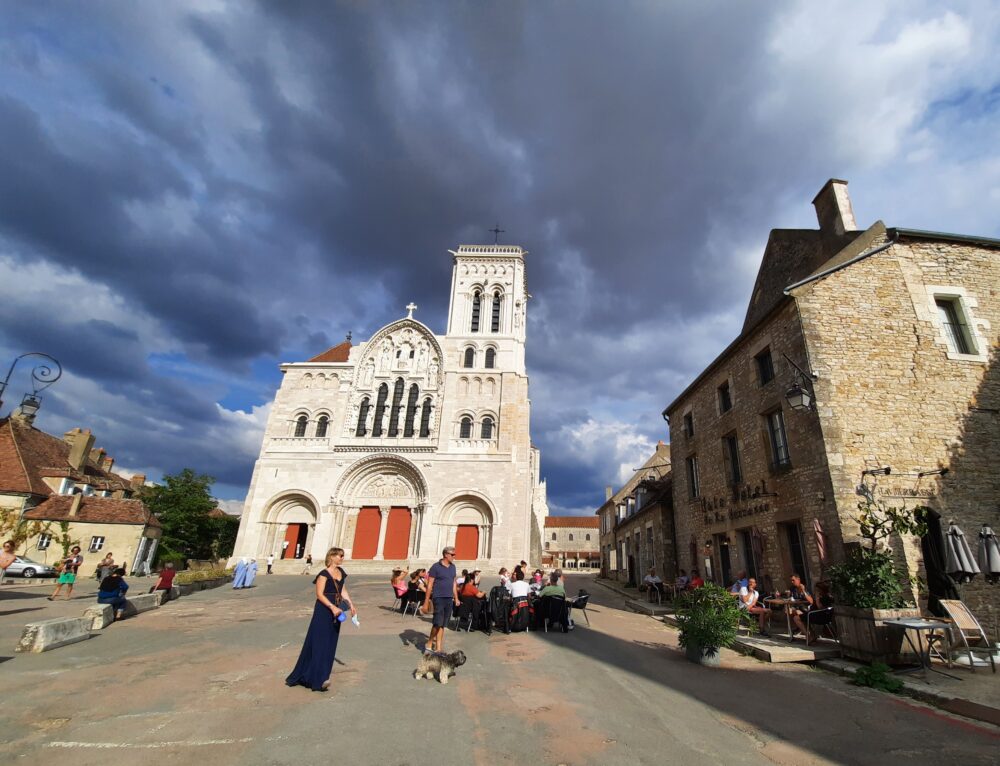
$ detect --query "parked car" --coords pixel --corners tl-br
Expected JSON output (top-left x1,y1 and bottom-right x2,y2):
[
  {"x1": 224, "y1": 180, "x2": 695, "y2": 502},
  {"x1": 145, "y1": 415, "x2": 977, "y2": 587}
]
[{"x1": 3, "y1": 556, "x2": 57, "y2": 579}]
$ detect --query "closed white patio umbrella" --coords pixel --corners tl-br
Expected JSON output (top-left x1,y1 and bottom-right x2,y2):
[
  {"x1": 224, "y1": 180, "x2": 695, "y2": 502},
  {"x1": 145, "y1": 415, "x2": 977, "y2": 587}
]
[
  {"x1": 977, "y1": 525, "x2": 1000, "y2": 585},
  {"x1": 945, "y1": 523, "x2": 981, "y2": 584}
]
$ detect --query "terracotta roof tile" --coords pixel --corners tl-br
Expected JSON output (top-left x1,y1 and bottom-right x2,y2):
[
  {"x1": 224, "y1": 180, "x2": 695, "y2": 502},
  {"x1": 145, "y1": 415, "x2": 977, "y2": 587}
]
[
  {"x1": 0, "y1": 418, "x2": 138, "y2": 496},
  {"x1": 544, "y1": 516, "x2": 600, "y2": 529},
  {"x1": 22, "y1": 495, "x2": 160, "y2": 527},
  {"x1": 307, "y1": 340, "x2": 352, "y2": 363}
]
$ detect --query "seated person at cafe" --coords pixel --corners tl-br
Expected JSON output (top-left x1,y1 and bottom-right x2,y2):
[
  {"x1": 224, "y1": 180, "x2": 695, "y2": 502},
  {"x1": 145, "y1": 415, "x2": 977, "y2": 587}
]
[
  {"x1": 508, "y1": 568, "x2": 531, "y2": 598},
  {"x1": 787, "y1": 573, "x2": 815, "y2": 636},
  {"x1": 539, "y1": 570, "x2": 566, "y2": 598},
  {"x1": 97, "y1": 567, "x2": 130, "y2": 621},
  {"x1": 738, "y1": 577, "x2": 771, "y2": 634},
  {"x1": 459, "y1": 575, "x2": 487, "y2": 599},
  {"x1": 728, "y1": 569, "x2": 748, "y2": 595},
  {"x1": 687, "y1": 568, "x2": 705, "y2": 590},
  {"x1": 675, "y1": 569, "x2": 689, "y2": 591},
  {"x1": 805, "y1": 581, "x2": 835, "y2": 643},
  {"x1": 643, "y1": 568, "x2": 665, "y2": 596}
]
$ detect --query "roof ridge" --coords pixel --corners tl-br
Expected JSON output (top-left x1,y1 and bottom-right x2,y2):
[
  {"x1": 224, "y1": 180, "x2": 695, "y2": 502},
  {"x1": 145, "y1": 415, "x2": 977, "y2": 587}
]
[{"x1": 5, "y1": 419, "x2": 37, "y2": 494}]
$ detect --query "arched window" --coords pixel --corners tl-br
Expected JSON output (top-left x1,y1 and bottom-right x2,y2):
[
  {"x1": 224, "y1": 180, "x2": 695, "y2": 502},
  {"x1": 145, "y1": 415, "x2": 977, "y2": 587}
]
[
  {"x1": 403, "y1": 383, "x2": 420, "y2": 437},
  {"x1": 388, "y1": 377, "x2": 405, "y2": 436},
  {"x1": 463, "y1": 347, "x2": 475, "y2": 368},
  {"x1": 491, "y1": 290, "x2": 501, "y2": 332},
  {"x1": 569, "y1": 533, "x2": 574, "y2": 541},
  {"x1": 481, "y1": 416, "x2": 494, "y2": 440},
  {"x1": 356, "y1": 397, "x2": 370, "y2": 436},
  {"x1": 551, "y1": 532, "x2": 557, "y2": 541},
  {"x1": 372, "y1": 384, "x2": 388, "y2": 437},
  {"x1": 460, "y1": 416, "x2": 473, "y2": 439},
  {"x1": 315, "y1": 415, "x2": 329, "y2": 437},
  {"x1": 484, "y1": 347, "x2": 496, "y2": 369},
  {"x1": 419, "y1": 398, "x2": 432, "y2": 437},
  {"x1": 294, "y1": 415, "x2": 308, "y2": 437},
  {"x1": 471, "y1": 291, "x2": 481, "y2": 332},
  {"x1": 586, "y1": 533, "x2": 591, "y2": 541}
]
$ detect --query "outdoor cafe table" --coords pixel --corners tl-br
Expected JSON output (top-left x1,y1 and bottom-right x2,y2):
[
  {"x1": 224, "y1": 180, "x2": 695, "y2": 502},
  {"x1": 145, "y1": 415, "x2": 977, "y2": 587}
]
[
  {"x1": 882, "y1": 618, "x2": 962, "y2": 682},
  {"x1": 763, "y1": 597, "x2": 810, "y2": 642}
]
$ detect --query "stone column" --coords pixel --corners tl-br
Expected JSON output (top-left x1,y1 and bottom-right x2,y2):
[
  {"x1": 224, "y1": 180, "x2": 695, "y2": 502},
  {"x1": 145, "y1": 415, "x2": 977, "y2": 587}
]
[{"x1": 374, "y1": 505, "x2": 390, "y2": 560}]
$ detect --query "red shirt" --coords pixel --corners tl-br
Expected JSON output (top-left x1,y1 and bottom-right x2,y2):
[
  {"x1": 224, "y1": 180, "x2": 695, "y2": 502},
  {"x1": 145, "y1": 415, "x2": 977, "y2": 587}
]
[
  {"x1": 157, "y1": 568, "x2": 176, "y2": 588},
  {"x1": 689, "y1": 576, "x2": 705, "y2": 589}
]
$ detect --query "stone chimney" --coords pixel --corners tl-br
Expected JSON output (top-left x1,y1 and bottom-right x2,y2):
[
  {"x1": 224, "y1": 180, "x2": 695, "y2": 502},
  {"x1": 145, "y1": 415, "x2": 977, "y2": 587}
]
[
  {"x1": 605, "y1": 486, "x2": 613, "y2": 501},
  {"x1": 69, "y1": 492, "x2": 82, "y2": 517},
  {"x1": 64, "y1": 428, "x2": 96, "y2": 471},
  {"x1": 90, "y1": 447, "x2": 105, "y2": 468},
  {"x1": 812, "y1": 179, "x2": 857, "y2": 236},
  {"x1": 100, "y1": 453, "x2": 115, "y2": 473},
  {"x1": 130, "y1": 474, "x2": 146, "y2": 490}
]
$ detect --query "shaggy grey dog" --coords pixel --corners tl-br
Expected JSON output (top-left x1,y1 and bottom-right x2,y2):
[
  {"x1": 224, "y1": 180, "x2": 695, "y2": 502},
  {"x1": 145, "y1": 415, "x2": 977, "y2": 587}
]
[{"x1": 413, "y1": 650, "x2": 467, "y2": 684}]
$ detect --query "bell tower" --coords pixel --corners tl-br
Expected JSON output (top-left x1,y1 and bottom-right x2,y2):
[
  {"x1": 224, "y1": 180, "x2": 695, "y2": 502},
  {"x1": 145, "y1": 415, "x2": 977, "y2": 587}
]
[{"x1": 445, "y1": 244, "x2": 528, "y2": 373}]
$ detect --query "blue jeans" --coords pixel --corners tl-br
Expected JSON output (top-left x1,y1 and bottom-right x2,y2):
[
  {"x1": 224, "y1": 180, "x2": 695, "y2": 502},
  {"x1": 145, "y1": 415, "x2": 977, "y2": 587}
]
[{"x1": 98, "y1": 595, "x2": 127, "y2": 612}]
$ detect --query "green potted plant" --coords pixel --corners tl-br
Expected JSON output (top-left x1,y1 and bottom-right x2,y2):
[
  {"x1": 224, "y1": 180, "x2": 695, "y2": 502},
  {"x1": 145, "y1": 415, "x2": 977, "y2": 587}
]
[
  {"x1": 676, "y1": 583, "x2": 746, "y2": 666},
  {"x1": 828, "y1": 498, "x2": 927, "y2": 664}
]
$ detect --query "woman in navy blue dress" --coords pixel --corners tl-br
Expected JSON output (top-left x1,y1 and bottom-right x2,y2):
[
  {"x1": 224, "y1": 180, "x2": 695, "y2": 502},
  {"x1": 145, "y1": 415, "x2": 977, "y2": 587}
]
[{"x1": 286, "y1": 547, "x2": 356, "y2": 691}]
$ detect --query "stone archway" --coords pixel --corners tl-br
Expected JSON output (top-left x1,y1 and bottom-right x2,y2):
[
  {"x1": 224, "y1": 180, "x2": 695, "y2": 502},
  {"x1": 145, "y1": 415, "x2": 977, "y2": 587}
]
[
  {"x1": 437, "y1": 493, "x2": 496, "y2": 561},
  {"x1": 332, "y1": 455, "x2": 429, "y2": 561},
  {"x1": 260, "y1": 492, "x2": 320, "y2": 561}
]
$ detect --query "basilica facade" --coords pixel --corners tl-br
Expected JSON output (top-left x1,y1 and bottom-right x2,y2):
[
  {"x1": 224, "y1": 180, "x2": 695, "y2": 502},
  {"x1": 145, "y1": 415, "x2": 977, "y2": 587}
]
[{"x1": 231, "y1": 244, "x2": 548, "y2": 568}]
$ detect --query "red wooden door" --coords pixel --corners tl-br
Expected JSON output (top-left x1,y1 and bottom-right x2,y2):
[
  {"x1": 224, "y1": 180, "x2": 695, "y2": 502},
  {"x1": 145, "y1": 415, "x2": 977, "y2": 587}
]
[
  {"x1": 383, "y1": 507, "x2": 411, "y2": 560},
  {"x1": 454, "y1": 525, "x2": 479, "y2": 561},
  {"x1": 352, "y1": 507, "x2": 381, "y2": 559},
  {"x1": 281, "y1": 524, "x2": 300, "y2": 558}
]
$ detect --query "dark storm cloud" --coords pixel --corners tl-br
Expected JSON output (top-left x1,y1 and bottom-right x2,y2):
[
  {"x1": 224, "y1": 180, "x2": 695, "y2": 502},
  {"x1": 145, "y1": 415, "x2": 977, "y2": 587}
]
[{"x1": 1, "y1": 2, "x2": 997, "y2": 510}]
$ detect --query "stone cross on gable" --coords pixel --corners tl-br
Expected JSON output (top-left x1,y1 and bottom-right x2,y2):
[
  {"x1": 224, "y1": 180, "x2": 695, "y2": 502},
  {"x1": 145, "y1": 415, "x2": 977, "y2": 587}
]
[{"x1": 406, "y1": 302, "x2": 418, "y2": 319}]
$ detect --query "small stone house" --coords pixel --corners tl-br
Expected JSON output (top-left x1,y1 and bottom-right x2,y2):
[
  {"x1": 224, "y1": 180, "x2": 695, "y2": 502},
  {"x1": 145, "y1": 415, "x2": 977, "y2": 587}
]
[
  {"x1": 0, "y1": 415, "x2": 159, "y2": 576},
  {"x1": 666, "y1": 179, "x2": 1000, "y2": 625},
  {"x1": 541, "y1": 516, "x2": 600, "y2": 570},
  {"x1": 595, "y1": 442, "x2": 673, "y2": 586}
]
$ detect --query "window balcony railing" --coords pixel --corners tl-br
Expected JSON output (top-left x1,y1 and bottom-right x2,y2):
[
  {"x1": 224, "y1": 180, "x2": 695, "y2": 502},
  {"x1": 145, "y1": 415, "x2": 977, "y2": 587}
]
[
  {"x1": 449, "y1": 438, "x2": 499, "y2": 452},
  {"x1": 268, "y1": 436, "x2": 331, "y2": 452}
]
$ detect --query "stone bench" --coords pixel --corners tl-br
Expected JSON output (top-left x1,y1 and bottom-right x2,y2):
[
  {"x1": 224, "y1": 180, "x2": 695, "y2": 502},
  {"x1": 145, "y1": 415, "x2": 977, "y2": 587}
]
[
  {"x1": 121, "y1": 592, "x2": 161, "y2": 617},
  {"x1": 16, "y1": 617, "x2": 91, "y2": 653},
  {"x1": 84, "y1": 604, "x2": 115, "y2": 630}
]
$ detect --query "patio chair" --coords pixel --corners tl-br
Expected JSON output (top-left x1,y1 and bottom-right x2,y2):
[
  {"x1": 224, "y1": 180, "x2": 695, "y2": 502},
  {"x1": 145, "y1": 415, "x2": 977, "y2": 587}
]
[
  {"x1": 937, "y1": 599, "x2": 996, "y2": 673},
  {"x1": 804, "y1": 608, "x2": 836, "y2": 645},
  {"x1": 390, "y1": 588, "x2": 402, "y2": 611},
  {"x1": 538, "y1": 595, "x2": 570, "y2": 633},
  {"x1": 402, "y1": 597, "x2": 422, "y2": 618},
  {"x1": 647, "y1": 584, "x2": 662, "y2": 605},
  {"x1": 452, "y1": 597, "x2": 475, "y2": 632},
  {"x1": 570, "y1": 593, "x2": 591, "y2": 626}
]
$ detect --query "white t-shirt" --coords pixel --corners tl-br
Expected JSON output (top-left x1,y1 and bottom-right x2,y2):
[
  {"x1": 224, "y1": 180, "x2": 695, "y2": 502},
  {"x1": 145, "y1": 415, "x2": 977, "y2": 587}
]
[
  {"x1": 266, "y1": 555, "x2": 275, "y2": 565},
  {"x1": 643, "y1": 574, "x2": 662, "y2": 585},
  {"x1": 738, "y1": 586, "x2": 759, "y2": 610},
  {"x1": 509, "y1": 580, "x2": 531, "y2": 598}
]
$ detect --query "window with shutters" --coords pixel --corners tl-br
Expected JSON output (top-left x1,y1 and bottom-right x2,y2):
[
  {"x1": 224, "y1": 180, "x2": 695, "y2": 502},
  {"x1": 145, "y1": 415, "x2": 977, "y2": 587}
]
[
  {"x1": 372, "y1": 384, "x2": 389, "y2": 437},
  {"x1": 356, "y1": 397, "x2": 371, "y2": 436},
  {"x1": 388, "y1": 378, "x2": 405, "y2": 436},
  {"x1": 471, "y1": 291, "x2": 481, "y2": 332},
  {"x1": 403, "y1": 384, "x2": 419, "y2": 437},
  {"x1": 419, "y1": 398, "x2": 432, "y2": 437},
  {"x1": 491, "y1": 290, "x2": 501, "y2": 332}
]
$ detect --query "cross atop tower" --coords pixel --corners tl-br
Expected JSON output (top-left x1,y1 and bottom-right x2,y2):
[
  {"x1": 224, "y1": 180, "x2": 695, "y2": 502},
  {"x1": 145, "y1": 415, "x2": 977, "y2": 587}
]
[
  {"x1": 489, "y1": 223, "x2": 505, "y2": 244},
  {"x1": 405, "y1": 302, "x2": 418, "y2": 319}
]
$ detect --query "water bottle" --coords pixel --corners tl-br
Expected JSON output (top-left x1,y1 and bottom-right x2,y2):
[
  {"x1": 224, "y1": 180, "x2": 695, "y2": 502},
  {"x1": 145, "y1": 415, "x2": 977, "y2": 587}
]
[{"x1": 337, "y1": 610, "x2": 347, "y2": 623}]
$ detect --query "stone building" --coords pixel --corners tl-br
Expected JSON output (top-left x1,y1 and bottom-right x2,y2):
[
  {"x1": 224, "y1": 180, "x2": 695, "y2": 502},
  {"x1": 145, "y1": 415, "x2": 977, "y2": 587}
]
[
  {"x1": 541, "y1": 516, "x2": 600, "y2": 570},
  {"x1": 232, "y1": 244, "x2": 548, "y2": 570},
  {"x1": 596, "y1": 442, "x2": 673, "y2": 586},
  {"x1": 0, "y1": 416, "x2": 158, "y2": 576},
  {"x1": 665, "y1": 179, "x2": 1000, "y2": 624}
]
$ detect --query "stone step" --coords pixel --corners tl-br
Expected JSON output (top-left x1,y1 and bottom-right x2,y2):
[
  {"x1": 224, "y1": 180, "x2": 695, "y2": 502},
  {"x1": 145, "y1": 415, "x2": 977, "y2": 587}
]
[{"x1": 16, "y1": 617, "x2": 91, "y2": 653}]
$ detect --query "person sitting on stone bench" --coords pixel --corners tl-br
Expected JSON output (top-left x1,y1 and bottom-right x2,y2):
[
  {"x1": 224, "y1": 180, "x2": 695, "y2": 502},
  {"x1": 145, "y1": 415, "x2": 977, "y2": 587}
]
[
  {"x1": 150, "y1": 561, "x2": 177, "y2": 600},
  {"x1": 97, "y1": 567, "x2": 130, "y2": 621}
]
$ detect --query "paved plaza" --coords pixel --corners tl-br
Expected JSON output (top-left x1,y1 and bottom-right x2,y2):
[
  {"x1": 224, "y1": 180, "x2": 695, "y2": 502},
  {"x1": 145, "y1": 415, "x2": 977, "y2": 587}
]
[{"x1": 3, "y1": 573, "x2": 999, "y2": 765}]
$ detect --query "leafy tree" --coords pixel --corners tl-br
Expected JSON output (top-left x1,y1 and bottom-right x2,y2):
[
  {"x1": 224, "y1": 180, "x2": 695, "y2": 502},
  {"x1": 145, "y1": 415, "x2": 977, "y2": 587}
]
[
  {"x1": 0, "y1": 509, "x2": 49, "y2": 553},
  {"x1": 211, "y1": 513, "x2": 240, "y2": 559},
  {"x1": 55, "y1": 520, "x2": 80, "y2": 558},
  {"x1": 140, "y1": 469, "x2": 218, "y2": 563}
]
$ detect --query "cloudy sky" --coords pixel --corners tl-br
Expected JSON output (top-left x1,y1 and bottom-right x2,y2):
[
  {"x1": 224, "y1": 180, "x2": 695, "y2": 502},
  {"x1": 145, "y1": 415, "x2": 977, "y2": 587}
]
[{"x1": 1, "y1": 1, "x2": 998, "y2": 515}]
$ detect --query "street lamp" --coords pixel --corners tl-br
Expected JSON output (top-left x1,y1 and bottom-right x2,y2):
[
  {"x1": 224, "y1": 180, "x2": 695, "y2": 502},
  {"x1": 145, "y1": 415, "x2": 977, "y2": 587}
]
[
  {"x1": 0, "y1": 352, "x2": 63, "y2": 417},
  {"x1": 781, "y1": 353, "x2": 818, "y2": 412}
]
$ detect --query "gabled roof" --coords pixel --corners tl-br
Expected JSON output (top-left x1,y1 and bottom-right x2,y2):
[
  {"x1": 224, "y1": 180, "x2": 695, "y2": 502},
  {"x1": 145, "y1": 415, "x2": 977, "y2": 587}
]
[
  {"x1": 307, "y1": 340, "x2": 352, "y2": 363},
  {"x1": 22, "y1": 495, "x2": 160, "y2": 527},
  {"x1": 0, "y1": 418, "x2": 138, "y2": 496},
  {"x1": 545, "y1": 516, "x2": 600, "y2": 528}
]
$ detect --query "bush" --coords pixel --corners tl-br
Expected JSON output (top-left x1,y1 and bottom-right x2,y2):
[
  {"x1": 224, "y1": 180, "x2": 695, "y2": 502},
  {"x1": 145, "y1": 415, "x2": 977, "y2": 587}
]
[
  {"x1": 676, "y1": 583, "x2": 745, "y2": 650},
  {"x1": 829, "y1": 549, "x2": 911, "y2": 610},
  {"x1": 852, "y1": 662, "x2": 903, "y2": 693},
  {"x1": 174, "y1": 568, "x2": 229, "y2": 585}
]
